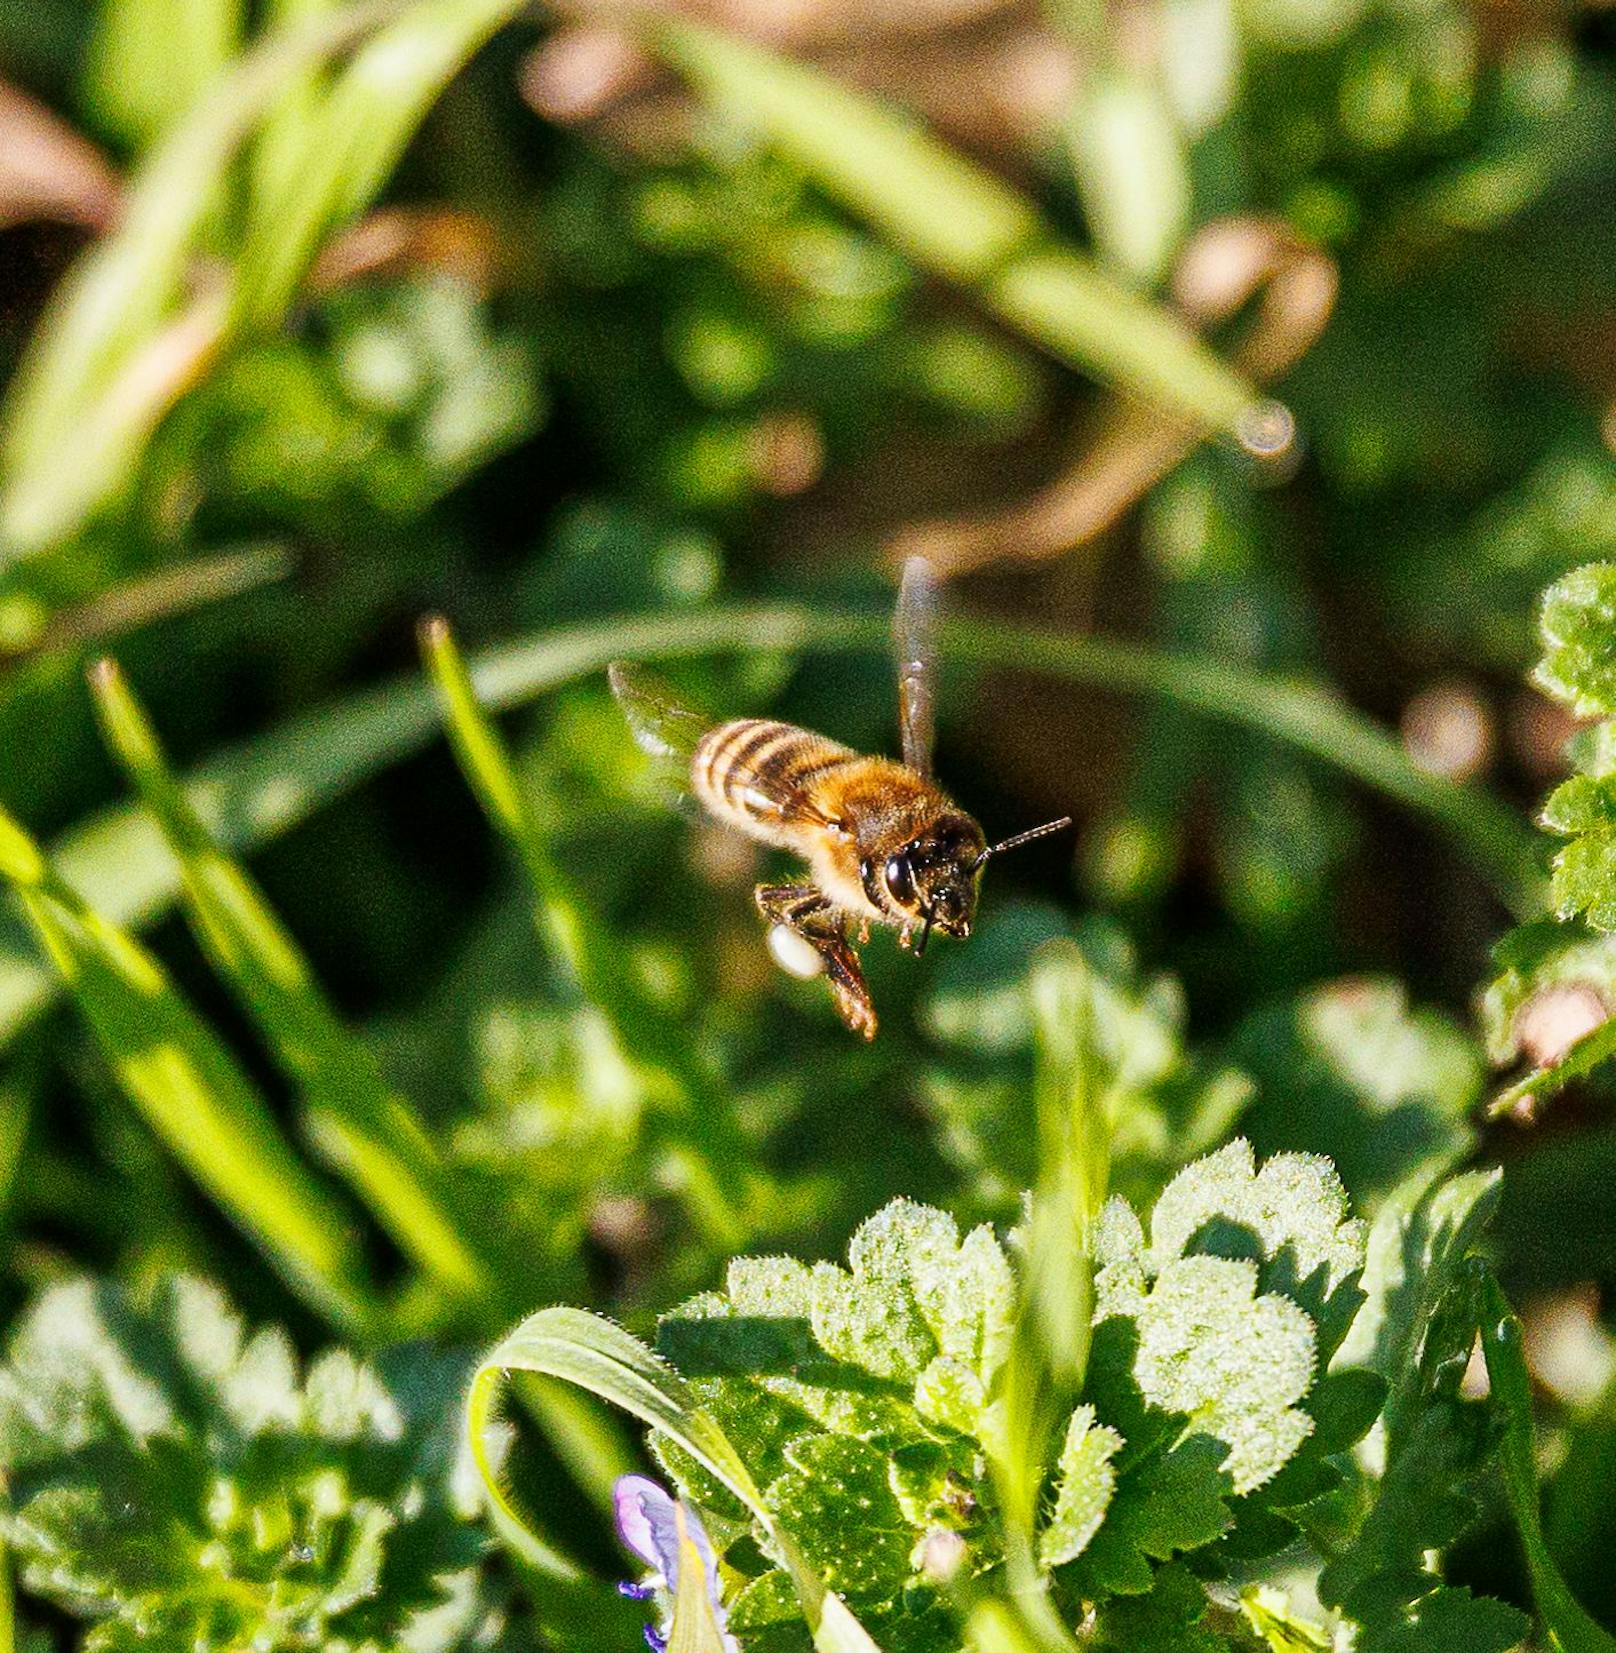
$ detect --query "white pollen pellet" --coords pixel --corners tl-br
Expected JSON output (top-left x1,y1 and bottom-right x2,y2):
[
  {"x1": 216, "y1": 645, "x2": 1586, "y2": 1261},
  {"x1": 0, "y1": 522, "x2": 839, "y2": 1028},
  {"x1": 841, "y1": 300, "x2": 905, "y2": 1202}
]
[{"x1": 768, "y1": 924, "x2": 824, "y2": 979}]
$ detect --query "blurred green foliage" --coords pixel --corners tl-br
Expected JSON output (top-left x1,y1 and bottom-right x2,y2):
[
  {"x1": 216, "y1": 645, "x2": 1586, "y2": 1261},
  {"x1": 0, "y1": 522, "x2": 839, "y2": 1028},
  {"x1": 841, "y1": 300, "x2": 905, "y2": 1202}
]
[{"x1": 3, "y1": 0, "x2": 1616, "y2": 1644}]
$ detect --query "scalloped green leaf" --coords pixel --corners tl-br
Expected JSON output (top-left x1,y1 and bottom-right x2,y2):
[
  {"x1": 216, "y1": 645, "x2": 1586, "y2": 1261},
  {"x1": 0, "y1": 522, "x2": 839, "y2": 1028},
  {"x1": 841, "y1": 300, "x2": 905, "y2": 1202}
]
[
  {"x1": 768, "y1": 1435, "x2": 914, "y2": 1599},
  {"x1": 1536, "y1": 563, "x2": 1616, "y2": 717},
  {"x1": 1038, "y1": 1404, "x2": 1123, "y2": 1568},
  {"x1": 0, "y1": 1276, "x2": 498, "y2": 1652}
]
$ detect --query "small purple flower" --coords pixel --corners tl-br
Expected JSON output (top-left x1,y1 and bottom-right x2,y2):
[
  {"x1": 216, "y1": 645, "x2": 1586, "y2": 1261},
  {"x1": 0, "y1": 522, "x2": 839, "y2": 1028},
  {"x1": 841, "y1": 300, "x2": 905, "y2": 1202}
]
[{"x1": 614, "y1": 1474, "x2": 737, "y2": 1651}]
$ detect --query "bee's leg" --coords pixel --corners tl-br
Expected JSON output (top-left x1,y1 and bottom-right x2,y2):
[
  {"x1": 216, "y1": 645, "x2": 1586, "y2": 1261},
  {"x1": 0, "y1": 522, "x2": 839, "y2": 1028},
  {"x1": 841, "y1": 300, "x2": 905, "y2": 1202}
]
[{"x1": 755, "y1": 883, "x2": 877, "y2": 1041}]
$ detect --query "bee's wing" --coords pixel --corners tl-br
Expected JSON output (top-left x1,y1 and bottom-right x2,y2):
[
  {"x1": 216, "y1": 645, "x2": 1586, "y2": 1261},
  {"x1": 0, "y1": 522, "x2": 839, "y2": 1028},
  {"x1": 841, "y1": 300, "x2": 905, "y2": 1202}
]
[
  {"x1": 894, "y1": 555, "x2": 938, "y2": 776},
  {"x1": 611, "y1": 661, "x2": 844, "y2": 832},
  {"x1": 608, "y1": 661, "x2": 713, "y2": 763}
]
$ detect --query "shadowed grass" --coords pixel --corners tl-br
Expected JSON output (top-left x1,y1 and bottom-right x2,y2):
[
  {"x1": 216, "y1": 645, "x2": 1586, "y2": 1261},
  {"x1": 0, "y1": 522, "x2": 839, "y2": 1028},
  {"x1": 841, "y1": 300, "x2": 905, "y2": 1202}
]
[
  {"x1": 88, "y1": 655, "x2": 492, "y2": 1309},
  {"x1": 0, "y1": 802, "x2": 374, "y2": 1330}
]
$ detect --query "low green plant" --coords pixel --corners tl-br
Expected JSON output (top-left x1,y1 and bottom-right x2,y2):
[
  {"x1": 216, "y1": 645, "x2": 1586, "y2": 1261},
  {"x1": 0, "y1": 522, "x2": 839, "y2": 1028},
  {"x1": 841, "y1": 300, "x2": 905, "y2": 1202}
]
[{"x1": 467, "y1": 1127, "x2": 1581, "y2": 1651}]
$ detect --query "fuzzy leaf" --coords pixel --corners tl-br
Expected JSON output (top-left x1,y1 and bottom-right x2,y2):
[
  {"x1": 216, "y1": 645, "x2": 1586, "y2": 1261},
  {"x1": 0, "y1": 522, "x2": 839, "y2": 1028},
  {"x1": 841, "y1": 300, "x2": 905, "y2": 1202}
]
[
  {"x1": 768, "y1": 1435, "x2": 914, "y2": 1599},
  {"x1": 1066, "y1": 1428, "x2": 1234, "y2": 1597},
  {"x1": 1038, "y1": 1404, "x2": 1123, "y2": 1568},
  {"x1": 0, "y1": 1276, "x2": 498, "y2": 1652},
  {"x1": 1144, "y1": 1139, "x2": 1366, "y2": 1308},
  {"x1": 1542, "y1": 774, "x2": 1616, "y2": 928},
  {"x1": 1091, "y1": 1140, "x2": 1366, "y2": 1494},
  {"x1": 1536, "y1": 563, "x2": 1616, "y2": 717}
]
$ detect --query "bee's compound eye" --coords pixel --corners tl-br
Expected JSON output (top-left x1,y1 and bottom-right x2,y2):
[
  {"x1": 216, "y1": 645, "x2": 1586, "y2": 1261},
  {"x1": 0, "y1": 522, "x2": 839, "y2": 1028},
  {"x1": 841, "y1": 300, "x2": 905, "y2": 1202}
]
[{"x1": 884, "y1": 853, "x2": 916, "y2": 907}]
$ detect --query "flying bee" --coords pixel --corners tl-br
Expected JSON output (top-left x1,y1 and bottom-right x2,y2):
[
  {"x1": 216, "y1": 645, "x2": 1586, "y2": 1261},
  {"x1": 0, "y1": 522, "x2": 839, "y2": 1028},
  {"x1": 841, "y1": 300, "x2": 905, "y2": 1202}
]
[{"x1": 608, "y1": 557, "x2": 1072, "y2": 1040}]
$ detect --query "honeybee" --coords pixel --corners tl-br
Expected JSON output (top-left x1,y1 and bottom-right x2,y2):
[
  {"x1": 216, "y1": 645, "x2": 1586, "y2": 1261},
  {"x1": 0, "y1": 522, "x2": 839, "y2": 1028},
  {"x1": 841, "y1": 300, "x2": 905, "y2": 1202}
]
[{"x1": 609, "y1": 558, "x2": 1071, "y2": 1039}]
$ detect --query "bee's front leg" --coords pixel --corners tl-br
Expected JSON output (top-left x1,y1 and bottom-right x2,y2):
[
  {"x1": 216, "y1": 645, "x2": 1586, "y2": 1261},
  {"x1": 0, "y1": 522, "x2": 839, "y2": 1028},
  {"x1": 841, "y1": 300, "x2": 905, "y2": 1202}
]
[{"x1": 755, "y1": 883, "x2": 877, "y2": 1040}]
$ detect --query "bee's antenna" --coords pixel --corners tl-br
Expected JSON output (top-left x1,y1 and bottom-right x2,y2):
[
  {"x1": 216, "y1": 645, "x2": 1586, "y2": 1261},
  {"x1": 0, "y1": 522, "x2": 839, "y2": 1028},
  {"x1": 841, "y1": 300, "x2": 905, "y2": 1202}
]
[
  {"x1": 915, "y1": 913, "x2": 935, "y2": 957},
  {"x1": 974, "y1": 816, "x2": 1074, "y2": 871}
]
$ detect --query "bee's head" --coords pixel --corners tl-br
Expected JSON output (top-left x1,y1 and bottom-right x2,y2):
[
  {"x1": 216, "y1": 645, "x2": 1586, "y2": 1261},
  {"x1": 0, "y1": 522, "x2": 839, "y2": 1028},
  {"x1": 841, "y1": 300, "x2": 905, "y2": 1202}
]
[
  {"x1": 881, "y1": 816, "x2": 986, "y2": 946},
  {"x1": 877, "y1": 813, "x2": 1075, "y2": 955}
]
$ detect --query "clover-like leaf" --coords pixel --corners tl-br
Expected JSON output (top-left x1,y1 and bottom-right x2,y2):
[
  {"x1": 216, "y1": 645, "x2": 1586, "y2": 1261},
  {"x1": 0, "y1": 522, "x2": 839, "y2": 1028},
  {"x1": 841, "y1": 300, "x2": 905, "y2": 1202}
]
[{"x1": 0, "y1": 1276, "x2": 499, "y2": 1653}]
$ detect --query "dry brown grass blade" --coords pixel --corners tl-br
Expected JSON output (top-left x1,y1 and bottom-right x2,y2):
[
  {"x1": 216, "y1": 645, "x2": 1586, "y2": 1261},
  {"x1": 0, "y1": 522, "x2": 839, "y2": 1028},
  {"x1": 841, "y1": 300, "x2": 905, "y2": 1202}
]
[{"x1": 890, "y1": 215, "x2": 1339, "y2": 575}]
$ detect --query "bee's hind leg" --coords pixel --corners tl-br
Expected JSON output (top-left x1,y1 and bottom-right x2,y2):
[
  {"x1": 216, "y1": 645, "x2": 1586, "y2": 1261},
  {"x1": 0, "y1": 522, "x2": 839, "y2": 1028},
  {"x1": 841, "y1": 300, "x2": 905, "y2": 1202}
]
[{"x1": 755, "y1": 883, "x2": 877, "y2": 1041}]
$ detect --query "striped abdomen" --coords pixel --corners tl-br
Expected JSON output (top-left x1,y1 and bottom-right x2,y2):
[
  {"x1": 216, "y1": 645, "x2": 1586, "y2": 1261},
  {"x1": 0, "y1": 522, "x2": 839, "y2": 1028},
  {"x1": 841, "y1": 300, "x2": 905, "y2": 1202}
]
[{"x1": 691, "y1": 719, "x2": 855, "y2": 847}]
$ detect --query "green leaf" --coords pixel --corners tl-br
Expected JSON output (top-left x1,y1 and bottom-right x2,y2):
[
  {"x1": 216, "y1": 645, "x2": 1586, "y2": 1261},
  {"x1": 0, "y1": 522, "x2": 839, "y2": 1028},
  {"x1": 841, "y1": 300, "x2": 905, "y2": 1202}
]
[
  {"x1": 1069, "y1": 1429, "x2": 1234, "y2": 1597},
  {"x1": 1481, "y1": 919, "x2": 1616, "y2": 1118},
  {"x1": 652, "y1": 1205, "x2": 1014, "y2": 1622},
  {"x1": 1483, "y1": 920, "x2": 1616, "y2": 1066},
  {"x1": 420, "y1": 616, "x2": 750, "y2": 1252},
  {"x1": 0, "y1": 803, "x2": 372, "y2": 1331},
  {"x1": 467, "y1": 1307, "x2": 890, "y2": 1653},
  {"x1": 1234, "y1": 980, "x2": 1482, "y2": 1209},
  {"x1": 1321, "y1": 1173, "x2": 1529, "y2": 1653},
  {"x1": 1542, "y1": 773, "x2": 1616, "y2": 928},
  {"x1": 1, "y1": 0, "x2": 527, "y2": 554},
  {"x1": 83, "y1": 0, "x2": 243, "y2": 149},
  {"x1": 1480, "y1": 1269, "x2": 1616, "y2": 1653},
  {"x1": 1038, "y1": 1405, "x2": 1123, "y2": 1569},
  {"x1": 1066, "y1": 68, "x2": 1190, "y2": 289},
  {"x1": 1092, "y1": 1559, "x2": 1227, "y2": 1651},
  {"x1": 1237, "y1": 1587, "x2": 1332, "y2": 1651},
  {"x1": 649, "y1": 20, "x2": 1264, "y2": 441},
  {"x1": 1092, "y1": 1140, "x2": 1365, "y2": 1493},
  {"x1": 231, "y1": 0, "x2": 522, "y2": 332},
  {"x1": 1536, "y1": 563, "x2": 1616, "y2": 718},
  {"x1": 0, "y1": 1276, "x2": 500, "y2": 1651},
  {"x1": 769, "y1": 1435, "x2": 914, "y2": 1599},
  {"x1": 0, "y1": 1, "x2": 405, "y2": 555}
]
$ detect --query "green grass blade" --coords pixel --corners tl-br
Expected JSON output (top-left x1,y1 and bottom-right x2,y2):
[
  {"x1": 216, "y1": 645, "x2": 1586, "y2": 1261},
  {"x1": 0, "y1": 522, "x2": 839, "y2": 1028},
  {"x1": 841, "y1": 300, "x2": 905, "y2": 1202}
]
[
  {"x1": 419, "y1": 616, "x2": 750, "y2": 1250},
  {"x1": 250, "y1": 0, "x2": 343, "y2": 219},
  {"x1": 10, "y1": 543, "x2": 292, "y2": 663},
  {"x1": 82, "y1": 0, "x2": 244, "y2": 150},
  {"x1": 0, "y1": 1536, "x2": 12, "y2": 1653},
  {"x1": 468, "y1": 1306, "x2": 889, "y2": 1653},
  {"x1": 87, "y1": 656, "x2": 490, "y2": 1305},
  {"x1": 668, "y1": 1504, "x2": 733, "y2": 1653},
  {"x1": 0, "y1": 600, "x2": 1542, "y2": 1053},
  {"x1": 232, "y1": 0, "x2": 524, "y2": 332},
  {"x1": 0, "y1": 805, "x2": 373, "y2": 1330},
  {"x1": 0, "y1": 0, "x2": 401, "y2": 557},
  {"x1": 0, "y1": 1042, "x2": 38, "y2": 1223},
  {"x1": 1480, "y1": 1268, "x2": 1616, "y2": 1653},
  {"x1": 990, "y1": 945, "x2": 1101, "y2": 1653},
  {"x1": 650, "y1": 19, "x2": 1264, "y2": 440}
]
